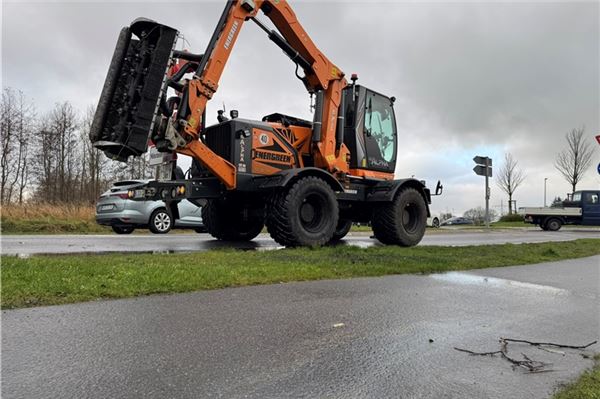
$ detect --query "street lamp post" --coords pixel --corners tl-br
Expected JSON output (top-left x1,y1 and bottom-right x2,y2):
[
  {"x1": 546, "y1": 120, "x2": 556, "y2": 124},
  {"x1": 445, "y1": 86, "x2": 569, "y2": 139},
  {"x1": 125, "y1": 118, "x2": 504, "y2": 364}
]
[{"x1": 544, "y1": 178, "x2": 548, "y2": 207}]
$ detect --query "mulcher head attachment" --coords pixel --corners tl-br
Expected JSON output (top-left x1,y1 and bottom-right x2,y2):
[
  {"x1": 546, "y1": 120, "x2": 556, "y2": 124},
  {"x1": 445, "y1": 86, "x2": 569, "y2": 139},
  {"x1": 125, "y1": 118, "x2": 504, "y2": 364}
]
[{"x1": 90, "y1": 18, "x2": 178, "y2": 162}]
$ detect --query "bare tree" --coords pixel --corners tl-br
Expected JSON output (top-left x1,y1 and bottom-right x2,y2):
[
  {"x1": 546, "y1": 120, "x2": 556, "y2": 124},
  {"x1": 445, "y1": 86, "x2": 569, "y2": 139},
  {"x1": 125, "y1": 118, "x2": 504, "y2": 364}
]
[
  {"x1": 1, "y1": 88, "x2": 17, "y2": 204},
  {"x1": 80, "y1": 106, "x2": 110, "y2": 203},
  {"x1": 555, "y1": 127, "x2": 595, "y2": 194},
  {"x1": 32, "y1": 102, "x2": 81, "y2": 203},
  {"x1": 496, "y1": 153, "x2": 525, "y2": 214},
  {"x1": 1, "y1": 88, "x2": 35, "y2": 204}
]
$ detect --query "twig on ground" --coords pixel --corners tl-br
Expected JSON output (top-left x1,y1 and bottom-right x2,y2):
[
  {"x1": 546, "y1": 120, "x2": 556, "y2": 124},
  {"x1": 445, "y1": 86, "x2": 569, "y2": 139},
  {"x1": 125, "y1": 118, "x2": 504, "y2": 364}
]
[
  {"x1": 454, "y1": 347, "x2": 501, "y2": 356},
  {"x1": 454, "y1": 337, "x2": 596, "y2": 373},
  {"x1": 500, "y1": 338, "x2": 597, "y2": 350}
]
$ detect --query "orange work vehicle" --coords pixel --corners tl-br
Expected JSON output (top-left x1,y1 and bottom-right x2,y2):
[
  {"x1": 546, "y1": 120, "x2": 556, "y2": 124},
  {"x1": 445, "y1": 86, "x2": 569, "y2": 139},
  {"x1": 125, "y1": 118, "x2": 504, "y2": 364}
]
[{"x1": 90, "y1": 0, "x2": 442, "y2": 247}]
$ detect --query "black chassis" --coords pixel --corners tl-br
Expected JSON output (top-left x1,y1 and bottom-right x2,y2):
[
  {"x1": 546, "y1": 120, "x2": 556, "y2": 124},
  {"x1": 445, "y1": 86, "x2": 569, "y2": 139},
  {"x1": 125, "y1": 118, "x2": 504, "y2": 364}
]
[{"x1": 134, "y1": 168, "x2": 432, "y2": 223}]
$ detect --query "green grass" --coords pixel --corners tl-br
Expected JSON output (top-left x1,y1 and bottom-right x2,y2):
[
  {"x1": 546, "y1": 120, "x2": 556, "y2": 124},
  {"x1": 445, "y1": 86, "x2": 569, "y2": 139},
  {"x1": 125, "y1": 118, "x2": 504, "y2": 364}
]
[
  {"x1": 554, "y1": 354, "x2": 600, "y2": 399},
  {"x1": 350, "y1": 224, "x2": 373, "y2": 232},
  {"x1": 491, "y1": 221, "x2": 530, "y2": 228},
  {"x1": 2, "y1": 239, "x2": 599, "y2": 309}
]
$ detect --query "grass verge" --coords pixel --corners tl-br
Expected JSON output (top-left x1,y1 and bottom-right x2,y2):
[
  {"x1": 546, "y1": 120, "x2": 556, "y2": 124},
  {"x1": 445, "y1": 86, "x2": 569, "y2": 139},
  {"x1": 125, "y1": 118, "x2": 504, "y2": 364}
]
[
  {"x1": 2, "y1": 239, "x2": 598, "y2": 309},
  {"x1": 554, "y1": 354, "x2": 600, "y2": 399},
  {"x1": 1, "y1": 204, "x2": 109, "y2": 234}
]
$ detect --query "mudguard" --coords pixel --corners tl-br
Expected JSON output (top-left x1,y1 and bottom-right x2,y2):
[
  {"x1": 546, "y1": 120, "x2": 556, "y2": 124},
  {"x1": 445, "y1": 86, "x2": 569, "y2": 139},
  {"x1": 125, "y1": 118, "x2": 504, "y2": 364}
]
[{"x1": 367, "y1": 178, "x2": 432, "y2": 213}]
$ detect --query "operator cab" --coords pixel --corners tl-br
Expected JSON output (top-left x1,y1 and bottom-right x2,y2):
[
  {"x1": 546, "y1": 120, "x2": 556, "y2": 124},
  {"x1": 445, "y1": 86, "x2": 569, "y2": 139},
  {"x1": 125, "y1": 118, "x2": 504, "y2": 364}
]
[{"x1": 342, "y1": 84, "x2": 397, "y2": 174}]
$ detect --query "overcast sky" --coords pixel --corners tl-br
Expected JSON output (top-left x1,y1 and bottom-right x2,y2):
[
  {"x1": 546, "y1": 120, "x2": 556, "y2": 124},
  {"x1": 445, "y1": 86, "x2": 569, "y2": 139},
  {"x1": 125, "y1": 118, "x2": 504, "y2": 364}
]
[{"x1": 2, "y1": 0, "x2": 599, "y2": 215}]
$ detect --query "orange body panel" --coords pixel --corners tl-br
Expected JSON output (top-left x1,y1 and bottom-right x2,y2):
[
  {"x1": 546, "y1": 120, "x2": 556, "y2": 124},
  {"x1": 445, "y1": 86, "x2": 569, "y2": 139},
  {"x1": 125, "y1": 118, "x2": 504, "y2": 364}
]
[
  {"x1": 251, "y1": 127, "x2": 297, "y2": 174},
  {"x1": 348, "y1": 169, "x2": 395, "y2": 180}
]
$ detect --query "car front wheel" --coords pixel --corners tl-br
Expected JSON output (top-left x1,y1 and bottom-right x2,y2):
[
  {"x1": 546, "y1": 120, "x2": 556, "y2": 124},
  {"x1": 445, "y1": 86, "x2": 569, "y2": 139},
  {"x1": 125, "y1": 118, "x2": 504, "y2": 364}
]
[{"x1": 149, "y1": 208, "x2": 172, "y2": 234}]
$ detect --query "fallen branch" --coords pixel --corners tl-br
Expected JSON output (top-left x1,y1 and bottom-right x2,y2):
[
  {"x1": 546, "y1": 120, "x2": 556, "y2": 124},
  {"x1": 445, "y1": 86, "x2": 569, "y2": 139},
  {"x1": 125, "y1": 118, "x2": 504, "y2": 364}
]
[
  {"x1": 454, "y1": 337, "x2": 596, "y2": 373},
  {"x1": 454, "y1": 342, "x2": 550, "y2": 372}
]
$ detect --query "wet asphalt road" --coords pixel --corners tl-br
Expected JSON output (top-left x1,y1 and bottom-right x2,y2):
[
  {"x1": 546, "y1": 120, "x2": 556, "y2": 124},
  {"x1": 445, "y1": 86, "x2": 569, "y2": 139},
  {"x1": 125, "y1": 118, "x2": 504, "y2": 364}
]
[
  {"x1": 2, "y1": 228, "x2": 599, "y2": 255},
  {"x1": 2, "y1": 256, "x2": 599, "y2": 399}
]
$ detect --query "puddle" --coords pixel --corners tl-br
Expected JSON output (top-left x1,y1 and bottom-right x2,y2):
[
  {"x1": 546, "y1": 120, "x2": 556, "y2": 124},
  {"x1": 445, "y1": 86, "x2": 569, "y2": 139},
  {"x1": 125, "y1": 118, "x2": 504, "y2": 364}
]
[{"x1": 431, "y1": 272, "x2": 568, "y2": 294}]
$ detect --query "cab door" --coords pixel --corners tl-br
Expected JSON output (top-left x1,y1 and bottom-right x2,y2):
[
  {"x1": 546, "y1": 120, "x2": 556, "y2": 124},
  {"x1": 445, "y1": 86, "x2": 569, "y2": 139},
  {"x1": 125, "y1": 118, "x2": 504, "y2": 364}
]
[
  {"x1": 582, "y1": 191, "x2": 600, "y2": 225},
  {"x1": 363, "y1": 90, "x2": 397, "y2": 173}
]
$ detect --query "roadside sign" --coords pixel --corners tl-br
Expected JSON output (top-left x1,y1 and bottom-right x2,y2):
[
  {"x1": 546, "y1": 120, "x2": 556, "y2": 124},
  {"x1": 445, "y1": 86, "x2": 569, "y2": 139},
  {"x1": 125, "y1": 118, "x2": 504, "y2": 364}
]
[
  {"x1": 473, "y1": 156, "x2": 492, "y2": 167},
  {"x1": 473, "y1": 165, "x2": 492, "y2": 177}
]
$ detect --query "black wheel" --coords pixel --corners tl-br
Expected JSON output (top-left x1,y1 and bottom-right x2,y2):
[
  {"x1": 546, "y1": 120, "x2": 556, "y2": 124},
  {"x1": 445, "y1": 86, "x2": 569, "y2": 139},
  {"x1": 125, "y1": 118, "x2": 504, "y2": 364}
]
[
  {"x1": 266, "y1": 176, "x2": 338, "y2": 247},
  {"x1": 329, "y1": 219, "x2": 352, "y2": 243},
  {"x1": 372, "y1": 187, "x2": 427, "y2": 246},
  {"x1": 149, "y1": 208, "x2": 172, "y2": 234},
  {"x1": 540, "y1": 223, "x2": 549, "y2": 231},
  {"x1": 112, "y1": 225, "x2": 134, "y2": 234},
  {"x1": 432, "y1": 217, "x2": 440, "y2": 228},
  {"x1": 545, "y1": 218, "x2": 562, "y2": 231},
  {"x1": 202, "y1": 199, "x2": 264, "y2": 241}
]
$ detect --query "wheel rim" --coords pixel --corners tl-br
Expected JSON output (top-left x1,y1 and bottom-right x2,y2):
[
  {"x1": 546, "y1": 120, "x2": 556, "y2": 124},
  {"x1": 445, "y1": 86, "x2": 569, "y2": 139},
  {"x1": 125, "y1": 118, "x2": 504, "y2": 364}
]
[
  {"x1": 154, "y1": 212, "x2": 171, "y2": 232},
  {"x1": 401, "y1": 203, "x2": 419, "y2": 233},
  {"x1": 299, "y1": 193, "x2": 327, "y2": 233}
]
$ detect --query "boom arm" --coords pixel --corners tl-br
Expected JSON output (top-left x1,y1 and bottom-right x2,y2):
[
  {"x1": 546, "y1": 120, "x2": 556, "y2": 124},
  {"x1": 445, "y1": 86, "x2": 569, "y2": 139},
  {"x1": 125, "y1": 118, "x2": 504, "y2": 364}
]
[{"x1": 174, "y1": 0, "x2": 350, "y2": 189}]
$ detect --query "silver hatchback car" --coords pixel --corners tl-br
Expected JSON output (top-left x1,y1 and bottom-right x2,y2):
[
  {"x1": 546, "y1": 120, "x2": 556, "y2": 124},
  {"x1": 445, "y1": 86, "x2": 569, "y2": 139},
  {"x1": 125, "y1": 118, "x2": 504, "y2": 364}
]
[{"x1": 96, "y1": 180, "x2": 205, "y2": 234}]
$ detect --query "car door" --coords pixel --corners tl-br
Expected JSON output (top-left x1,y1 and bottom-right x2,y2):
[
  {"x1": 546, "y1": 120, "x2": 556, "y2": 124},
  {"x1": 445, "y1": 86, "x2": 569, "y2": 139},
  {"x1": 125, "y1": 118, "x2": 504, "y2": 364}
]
[
  {"x1": 174, "y1": 200, "x2": 203, "y2": 227},
  {"x1": 581, "y1": 191, "x2": 600, "y2": 225}
]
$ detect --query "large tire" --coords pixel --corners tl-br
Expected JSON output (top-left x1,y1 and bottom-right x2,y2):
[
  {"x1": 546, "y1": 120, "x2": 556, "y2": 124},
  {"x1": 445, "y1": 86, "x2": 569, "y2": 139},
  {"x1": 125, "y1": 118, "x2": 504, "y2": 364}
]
[
  {"x1": 329, "y1": 219, "x2": 352, "y2": 243},
  {"x1": 202, "y1": 199, "x2": 264, "y2": 241},
  {"x1": 545, "y1": 217, "x2": 562, "y2": 231},
  {"x1": 372, "y1": 187, "x2": 427, "y2": 246},
  {"x1": 112, "y1": 225, "x2": 134, "y2": 234},
  {"x1": 149, "y1": 208, "x2": 172, "y2": 234},
  {"x1": 266, "y1": 176, "x2": 338, "y2": 247}
]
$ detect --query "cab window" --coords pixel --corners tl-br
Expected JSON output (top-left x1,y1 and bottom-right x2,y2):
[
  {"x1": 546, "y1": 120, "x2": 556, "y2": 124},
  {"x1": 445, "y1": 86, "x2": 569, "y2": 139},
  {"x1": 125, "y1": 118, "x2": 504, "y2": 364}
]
[
  {"x1": 364, "y1": 92, "x2": 396, "y2": 163},
  {"x1": 584, "y1": 192, "x2": 599, "y2": 204}
]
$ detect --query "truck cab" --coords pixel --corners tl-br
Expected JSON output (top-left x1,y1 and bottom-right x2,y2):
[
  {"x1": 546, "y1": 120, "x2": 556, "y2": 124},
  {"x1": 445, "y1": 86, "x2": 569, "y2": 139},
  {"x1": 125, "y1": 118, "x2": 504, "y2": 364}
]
[{"x1": 576, "y1": 190, "x2": 600, "y2": 225}]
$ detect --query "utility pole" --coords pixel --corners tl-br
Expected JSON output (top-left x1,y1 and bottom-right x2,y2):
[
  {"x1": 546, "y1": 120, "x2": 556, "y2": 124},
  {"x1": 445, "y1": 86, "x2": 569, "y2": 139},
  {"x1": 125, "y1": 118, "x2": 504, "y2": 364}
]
[
  {"x1": 544, "y1": 177, "x2": 548, "y2": 207},
  {"x1": 473, "y1": 156, "x2": 493, "y2": 228}
]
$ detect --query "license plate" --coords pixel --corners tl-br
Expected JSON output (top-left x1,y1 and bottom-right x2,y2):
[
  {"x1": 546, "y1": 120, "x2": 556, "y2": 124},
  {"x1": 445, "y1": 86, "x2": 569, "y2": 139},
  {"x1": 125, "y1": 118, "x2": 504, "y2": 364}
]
[{"x1": 100, "y1": 204, "x2": 114, "y2": 211}]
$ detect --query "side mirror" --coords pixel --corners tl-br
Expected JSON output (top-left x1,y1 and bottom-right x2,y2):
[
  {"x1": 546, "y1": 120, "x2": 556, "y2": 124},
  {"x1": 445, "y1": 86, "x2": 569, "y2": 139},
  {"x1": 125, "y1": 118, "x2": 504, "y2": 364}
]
[{"x1": 434, "y1": 180, "x2": 443, "y2": 196}]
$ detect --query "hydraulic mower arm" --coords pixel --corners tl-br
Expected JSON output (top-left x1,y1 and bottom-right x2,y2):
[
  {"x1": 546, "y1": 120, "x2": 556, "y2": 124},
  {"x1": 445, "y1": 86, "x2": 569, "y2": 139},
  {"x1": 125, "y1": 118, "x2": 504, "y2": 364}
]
[{"x1": 88, "y1": 0, "x2": 348, "y2": 191}]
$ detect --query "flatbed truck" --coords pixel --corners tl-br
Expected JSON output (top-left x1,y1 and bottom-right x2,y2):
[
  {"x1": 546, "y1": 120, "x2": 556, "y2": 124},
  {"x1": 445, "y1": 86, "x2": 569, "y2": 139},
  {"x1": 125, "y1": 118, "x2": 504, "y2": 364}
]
[{"x1": 520, "y1": 190, "x2": 600, "y2": 231}]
